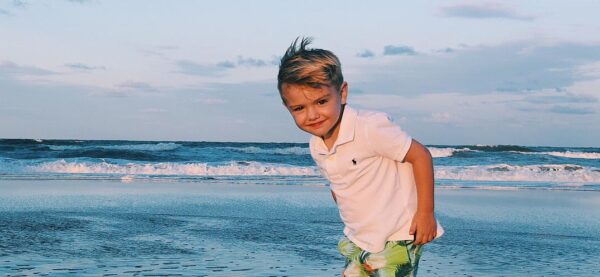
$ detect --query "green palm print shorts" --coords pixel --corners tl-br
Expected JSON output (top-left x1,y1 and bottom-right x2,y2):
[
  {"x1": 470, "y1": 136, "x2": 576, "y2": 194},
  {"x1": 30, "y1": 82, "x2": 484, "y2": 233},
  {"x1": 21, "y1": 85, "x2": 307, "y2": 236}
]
[{"x1": 337, "y1": 236, "x2": 423, "y2": 277}]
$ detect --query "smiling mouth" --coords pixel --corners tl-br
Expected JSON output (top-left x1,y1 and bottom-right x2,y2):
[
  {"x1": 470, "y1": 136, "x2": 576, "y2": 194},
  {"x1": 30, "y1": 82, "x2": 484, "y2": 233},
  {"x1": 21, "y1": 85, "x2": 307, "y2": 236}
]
[{"x1": 307, "y1": 121, "x2": 325, "y2": 128}]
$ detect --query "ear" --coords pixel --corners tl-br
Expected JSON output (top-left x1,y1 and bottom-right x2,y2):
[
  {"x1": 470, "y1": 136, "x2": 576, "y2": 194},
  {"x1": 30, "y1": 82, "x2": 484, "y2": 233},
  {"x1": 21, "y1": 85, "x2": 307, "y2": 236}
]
[{"x1": 340, "y1": 82, "x2": 348, "y2": 105}]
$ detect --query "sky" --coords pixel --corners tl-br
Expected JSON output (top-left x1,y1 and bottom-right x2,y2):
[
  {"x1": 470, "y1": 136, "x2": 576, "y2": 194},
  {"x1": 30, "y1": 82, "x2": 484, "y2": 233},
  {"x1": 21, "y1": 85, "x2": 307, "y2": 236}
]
[{"x1": 1, "y1": 0, "x2": 599, "y2": 146}]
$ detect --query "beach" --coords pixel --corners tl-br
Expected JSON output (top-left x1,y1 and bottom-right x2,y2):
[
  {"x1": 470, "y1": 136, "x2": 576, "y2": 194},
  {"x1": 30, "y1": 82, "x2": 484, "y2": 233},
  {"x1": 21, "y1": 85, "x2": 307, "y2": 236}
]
[{"x1": 1, "y1": 179, "x2": 599, "y2": 276}]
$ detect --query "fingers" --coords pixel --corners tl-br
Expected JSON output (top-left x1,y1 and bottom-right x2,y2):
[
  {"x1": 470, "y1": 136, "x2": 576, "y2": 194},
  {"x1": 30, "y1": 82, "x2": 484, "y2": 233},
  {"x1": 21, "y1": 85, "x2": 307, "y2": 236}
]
[
  {"x1": 416, "y1": 232, "x2": 426, "y2": 245},
  {"x1": 414, "y1": 229, "x2": 437, "y2": 245}
]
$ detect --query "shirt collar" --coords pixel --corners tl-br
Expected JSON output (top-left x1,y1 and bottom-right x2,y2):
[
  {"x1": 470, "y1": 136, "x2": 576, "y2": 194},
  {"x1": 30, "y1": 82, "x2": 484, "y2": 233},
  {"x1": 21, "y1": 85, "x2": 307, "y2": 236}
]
[{"x1": 311, "y1": 105, "x2": 357, "y2": 155}]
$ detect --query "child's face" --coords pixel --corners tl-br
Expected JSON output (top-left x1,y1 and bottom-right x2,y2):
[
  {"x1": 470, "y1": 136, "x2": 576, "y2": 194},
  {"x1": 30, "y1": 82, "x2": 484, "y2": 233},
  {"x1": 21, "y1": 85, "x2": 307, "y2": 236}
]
[{"x1": 281, "y1": 82, "x2": 348, "y2": 139}]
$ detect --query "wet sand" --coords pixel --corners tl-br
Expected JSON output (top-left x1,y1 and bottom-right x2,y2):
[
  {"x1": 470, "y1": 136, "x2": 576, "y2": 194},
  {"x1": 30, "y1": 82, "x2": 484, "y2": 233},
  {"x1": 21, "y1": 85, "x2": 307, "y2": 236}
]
[{"x1": 1, "y1": 180, "x2": 599, "y2": 276}]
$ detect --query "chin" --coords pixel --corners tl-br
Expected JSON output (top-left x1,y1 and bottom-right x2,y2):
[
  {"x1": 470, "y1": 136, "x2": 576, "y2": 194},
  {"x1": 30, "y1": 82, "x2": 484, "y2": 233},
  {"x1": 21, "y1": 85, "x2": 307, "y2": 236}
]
[
  {"x1": 298, "y1": 126, "x2": 320, "y2": 136},
  {"x1": 307, "y1": 127, "x2": 331, "y2": 137}
]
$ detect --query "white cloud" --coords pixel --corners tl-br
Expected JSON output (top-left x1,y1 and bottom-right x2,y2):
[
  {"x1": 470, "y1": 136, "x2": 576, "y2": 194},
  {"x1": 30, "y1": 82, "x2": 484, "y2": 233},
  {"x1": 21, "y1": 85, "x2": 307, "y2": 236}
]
[{"x1": 575, "y1": 61, "x2": 600, "y2": 79}]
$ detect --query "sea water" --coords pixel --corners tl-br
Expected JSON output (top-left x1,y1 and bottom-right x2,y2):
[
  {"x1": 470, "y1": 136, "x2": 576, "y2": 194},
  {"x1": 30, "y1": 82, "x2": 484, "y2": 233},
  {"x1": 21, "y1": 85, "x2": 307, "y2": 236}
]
[
  {"x1": 1, "y1": 139, "x2": 599, "y2": 276},
  {"x1": 1, "y1": 139, "x2": 599, "y2": 190}
]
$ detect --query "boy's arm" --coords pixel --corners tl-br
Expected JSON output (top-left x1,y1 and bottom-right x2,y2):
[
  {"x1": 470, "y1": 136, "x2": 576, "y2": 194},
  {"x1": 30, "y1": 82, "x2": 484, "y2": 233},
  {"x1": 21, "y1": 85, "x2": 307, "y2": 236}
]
[{"x1": 403, "y1": 139, "x2": 437, "y2": 245}]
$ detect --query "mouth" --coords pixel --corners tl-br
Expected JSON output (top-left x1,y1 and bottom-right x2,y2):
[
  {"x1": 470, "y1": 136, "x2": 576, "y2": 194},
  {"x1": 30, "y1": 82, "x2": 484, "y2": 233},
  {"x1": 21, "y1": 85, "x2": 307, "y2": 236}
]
[{"x1": 306, "y1": 120, "x2": 325, "y2": 128}]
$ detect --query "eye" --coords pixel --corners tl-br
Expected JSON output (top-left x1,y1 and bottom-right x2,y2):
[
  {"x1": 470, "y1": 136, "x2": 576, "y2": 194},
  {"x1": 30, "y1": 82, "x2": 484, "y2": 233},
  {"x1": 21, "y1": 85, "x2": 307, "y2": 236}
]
[
  {"x1": 292, "y1": 106, "x2": 303, "y2": 112},
  {"x1": 317, "y1": 99, "x2": 328, "y2": 105}
]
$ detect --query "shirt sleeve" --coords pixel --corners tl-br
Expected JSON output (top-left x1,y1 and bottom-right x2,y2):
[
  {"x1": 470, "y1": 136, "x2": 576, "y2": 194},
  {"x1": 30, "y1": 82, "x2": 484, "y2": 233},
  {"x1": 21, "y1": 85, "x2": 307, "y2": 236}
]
[{"x1": 365, "y1": 112, "x2": 413, "y2": 162}]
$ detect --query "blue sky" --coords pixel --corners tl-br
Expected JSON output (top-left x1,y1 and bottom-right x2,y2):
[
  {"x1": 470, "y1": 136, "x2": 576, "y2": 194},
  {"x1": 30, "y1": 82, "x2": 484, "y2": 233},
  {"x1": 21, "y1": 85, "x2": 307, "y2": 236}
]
[{"x1": 1, "y1": 0, "x2": 599, "y2": 146}]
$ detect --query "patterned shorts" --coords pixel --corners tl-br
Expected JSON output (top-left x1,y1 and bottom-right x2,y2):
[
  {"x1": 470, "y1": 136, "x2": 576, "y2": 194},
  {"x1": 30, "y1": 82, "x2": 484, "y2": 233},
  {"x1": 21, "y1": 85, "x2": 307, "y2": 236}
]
[{"x1": 337, "y1": 236, "x2": 423, "y2": 277}]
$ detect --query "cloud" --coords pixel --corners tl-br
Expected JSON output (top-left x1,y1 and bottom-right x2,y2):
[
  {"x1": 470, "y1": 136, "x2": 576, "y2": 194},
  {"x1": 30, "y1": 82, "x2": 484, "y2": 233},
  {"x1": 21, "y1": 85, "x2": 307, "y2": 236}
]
[
  {"x1": 174, "y1": 56, "x2": 273, "y2": 76},
  {"x1": 549, "y1": 105, "x2": 595, "y2": 115},
  {"x1": 174, "y1": 60, "x2": 234, "y2": 76},
  {"x1": 435, "y1": 48, "x2": 455, "y2": 53},
  {"x1": 524, "y1": 91, "x2": 598, "y2": 104},
  {"x1": 216, "y1": 60, "x2": 235, "y2": 68},
  {"x1": 575, "y1": 61, "x2": 600, "y2": 79},
  {"x1": 67, "y1": 0, "x2": 92, "y2": 3},
  {"x1": 237, "y1": 56, "x2": 267, "y2": 67},
  {"x1": 383, "y1": 45, "x2": 417, "y2": 56},
  {"x1": 64, "y1": 63, "x2": 106, "y2": 71},
  {"x1": 352, "y1": 41, "x2": 600, "y2": 96},
  {"x1": 0, "y1": 9, "x2": 11, "y2": 16},
  {"x1": 439, "y1": 2, "x2": 534, "y2": 21},
  {"x1": 12, "y1": 0, "x2": 26, "y2": 8},
  {"x1": 0, "y1": 61, "x2": 57, "y2": 77},
  {"x1": 357, "y1": 49, "x2": 375, "y2": 58},
  {"x1": 117, "y1": 81, "x2": 157, "y2": 92}
]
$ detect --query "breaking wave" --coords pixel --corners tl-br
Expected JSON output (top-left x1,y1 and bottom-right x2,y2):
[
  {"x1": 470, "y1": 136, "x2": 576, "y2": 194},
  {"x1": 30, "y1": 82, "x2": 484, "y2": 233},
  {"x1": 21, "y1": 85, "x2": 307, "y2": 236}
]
[
  {"x1": 436, "y1": 164, "x2": 600, "y2": 183},
  {"x1": 27, "y1": 160, "x2": 318, "y2": 176},
  {"x1": 427, "y1": 147, "x2": 472, "y2": 158},
  {"x1": 48, "y1": 143, "x2": 181, "y2": 152},
  {"x1": 222, "y1": 146, "x2": 309, "y2": 155}
]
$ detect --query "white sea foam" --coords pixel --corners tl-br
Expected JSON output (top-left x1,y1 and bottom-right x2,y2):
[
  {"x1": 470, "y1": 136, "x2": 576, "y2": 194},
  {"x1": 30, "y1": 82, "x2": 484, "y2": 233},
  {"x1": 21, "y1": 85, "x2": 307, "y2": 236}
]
[
  {"x1": 437, "y1": 185, "x2": 522, "y2": 191},
  {"x1": 544, "y1": 151, "x2": 600, "y2": 159},
  {"x1": 24, "y1": 160, "x2": 600, "y2": 183},
  {"x1": 48, "y1": 143, "x2": 181, "y2": 151},
  {"x1": 512, "y1": 151, "x2": 600, "y2": 159},
  {"x1": 28, "y1": 160, "x2": 319, "y2": 176},
  {"x1": 103, "y1": 143, "x2": 182, "y2": 151},
  {"x1": 222, "y1": 146, "x2": 309, "y2": 155},
  {"x1": 427, "y1": 147, "x2": 471, "y2": 158},
  {"x1": 436, "y1": 164, "x2": 600, "y2": 183}
]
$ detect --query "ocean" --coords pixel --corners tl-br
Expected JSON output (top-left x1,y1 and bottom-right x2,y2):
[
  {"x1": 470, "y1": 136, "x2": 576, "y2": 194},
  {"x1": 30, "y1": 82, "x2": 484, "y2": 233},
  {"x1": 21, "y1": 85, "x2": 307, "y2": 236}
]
[
  {"x1": 1, "y1": 139, "x2": 599, "y2": 190},
  {"x1": 1, "y1": 139, "x2": 599, "y2": 276}
]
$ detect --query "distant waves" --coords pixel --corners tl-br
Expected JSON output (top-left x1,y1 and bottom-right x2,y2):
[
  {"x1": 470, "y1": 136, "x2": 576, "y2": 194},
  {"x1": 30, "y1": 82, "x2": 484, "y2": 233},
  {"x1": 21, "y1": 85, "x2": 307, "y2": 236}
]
[{"x1": 0, "y1": 139, "x2": 599, "y2": 190}]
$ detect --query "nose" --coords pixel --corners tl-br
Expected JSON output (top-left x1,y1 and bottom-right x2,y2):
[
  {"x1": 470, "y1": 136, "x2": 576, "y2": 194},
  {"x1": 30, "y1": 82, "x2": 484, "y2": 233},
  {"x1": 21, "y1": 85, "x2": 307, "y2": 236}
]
[{"x1": 307, "y1": 107, "x2": 320, "y2": 121}]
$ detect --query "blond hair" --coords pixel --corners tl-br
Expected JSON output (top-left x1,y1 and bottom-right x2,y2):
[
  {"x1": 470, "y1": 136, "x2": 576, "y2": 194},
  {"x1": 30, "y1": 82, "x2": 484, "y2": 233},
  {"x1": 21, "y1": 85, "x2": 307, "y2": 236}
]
[{"x1": 277, "y1": 37, "x2": 344, "y2": 92}]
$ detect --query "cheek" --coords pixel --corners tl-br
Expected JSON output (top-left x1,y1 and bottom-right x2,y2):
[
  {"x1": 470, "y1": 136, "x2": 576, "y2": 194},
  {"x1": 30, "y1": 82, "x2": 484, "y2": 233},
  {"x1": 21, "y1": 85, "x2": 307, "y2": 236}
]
[
  {"x1": 290, "y1": 112, "x2": 305, "y2": 125},
  {"x1": 325, "y1": 103, "x2": 341, "y2": 117}
]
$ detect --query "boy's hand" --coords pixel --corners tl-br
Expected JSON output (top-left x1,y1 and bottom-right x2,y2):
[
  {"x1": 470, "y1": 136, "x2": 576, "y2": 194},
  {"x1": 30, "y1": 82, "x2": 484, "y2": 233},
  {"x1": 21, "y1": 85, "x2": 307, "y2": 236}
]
[{"x1": 409, "y1": 211, "x2": 437, "y2": 245}]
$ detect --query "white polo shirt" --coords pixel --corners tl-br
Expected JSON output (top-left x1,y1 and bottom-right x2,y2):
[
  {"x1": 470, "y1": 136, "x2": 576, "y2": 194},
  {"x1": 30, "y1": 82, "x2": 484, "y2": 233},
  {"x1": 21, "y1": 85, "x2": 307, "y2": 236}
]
[{"x1": 309, "y1": 106, "x2": 444, "y2": 253}]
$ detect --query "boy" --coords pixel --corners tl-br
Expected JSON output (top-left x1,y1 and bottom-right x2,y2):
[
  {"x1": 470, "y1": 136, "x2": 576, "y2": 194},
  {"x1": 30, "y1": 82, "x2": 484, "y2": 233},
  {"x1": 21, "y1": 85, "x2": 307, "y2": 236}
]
[{"x1": 277, "y1": 37, "x2": 443, "y2": 277}]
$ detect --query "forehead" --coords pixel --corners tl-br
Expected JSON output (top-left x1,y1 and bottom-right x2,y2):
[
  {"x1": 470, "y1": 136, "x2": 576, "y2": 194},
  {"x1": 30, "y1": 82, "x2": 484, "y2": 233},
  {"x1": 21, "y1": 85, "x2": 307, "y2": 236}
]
[{"x1": 281, "y1": 83, "x2": 335, "y2": 104}]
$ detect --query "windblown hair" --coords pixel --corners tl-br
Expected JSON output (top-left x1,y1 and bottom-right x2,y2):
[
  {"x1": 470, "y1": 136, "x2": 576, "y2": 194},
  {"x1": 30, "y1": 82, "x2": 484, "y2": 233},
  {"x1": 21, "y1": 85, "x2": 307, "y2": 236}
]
[{"x1": 277, "y1": 37, "x2": 344, "y2": 92}]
